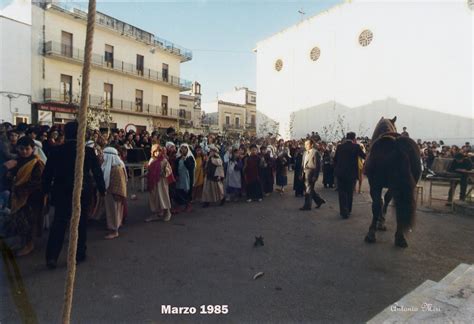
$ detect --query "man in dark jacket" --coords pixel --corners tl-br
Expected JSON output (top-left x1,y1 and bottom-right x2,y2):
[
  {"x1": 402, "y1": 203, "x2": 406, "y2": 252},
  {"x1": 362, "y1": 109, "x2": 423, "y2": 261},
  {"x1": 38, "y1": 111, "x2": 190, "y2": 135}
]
[
  {"x1": 334, "y1": 132, "x2": 366, "y2": 218},
  {"x1": 42, "y1": 122, "x2": 106, "y2": 269},
  {"x1": 447, "y1": 153, "x2": 473, "y2": 203}
]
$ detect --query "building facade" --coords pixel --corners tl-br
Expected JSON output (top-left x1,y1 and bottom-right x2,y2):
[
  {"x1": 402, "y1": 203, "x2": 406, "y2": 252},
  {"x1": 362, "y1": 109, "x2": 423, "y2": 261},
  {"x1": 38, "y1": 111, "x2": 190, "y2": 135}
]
[
  {"x1": 218, "y1": 87, "x2": 257, "y2": 136},
  {"x1": 256, "y1": 0, "x2": 474, "y2": 143},
  {"x1": 179, "y1": 81, "x2": 202, "y2": 133},
  {"x1": 31, "y1": 1, "x2": 192, "y2": 132},
  {"x1": 202, "y1": 87, "x2": 258, "y2": 136},
  {"x1": 0, "y1": 0, "x2": 32, "y2": 124}
]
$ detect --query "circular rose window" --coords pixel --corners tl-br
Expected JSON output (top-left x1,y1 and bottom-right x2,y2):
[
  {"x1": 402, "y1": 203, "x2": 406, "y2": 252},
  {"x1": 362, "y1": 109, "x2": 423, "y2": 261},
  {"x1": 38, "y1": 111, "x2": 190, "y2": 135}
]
[
  {"x1": 310, "y1": 47, "x2": 321, "y2": 61},
  {"x1": 359, "y1": 29, "x2": 373, "y2": 47},
  {"x1": 275, "y1": 59, "x2": 283, "y2": 72}
]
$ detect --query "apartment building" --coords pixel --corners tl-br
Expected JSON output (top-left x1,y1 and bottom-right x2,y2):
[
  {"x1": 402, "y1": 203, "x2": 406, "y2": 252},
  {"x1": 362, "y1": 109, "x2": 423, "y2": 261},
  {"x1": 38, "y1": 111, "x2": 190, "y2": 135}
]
[
  {"x1": 178, "y1": 81, "x2": 202, "y2": 133},
  {"x1": 31, "y1": 2, "x2": 192, "y2": 132}
]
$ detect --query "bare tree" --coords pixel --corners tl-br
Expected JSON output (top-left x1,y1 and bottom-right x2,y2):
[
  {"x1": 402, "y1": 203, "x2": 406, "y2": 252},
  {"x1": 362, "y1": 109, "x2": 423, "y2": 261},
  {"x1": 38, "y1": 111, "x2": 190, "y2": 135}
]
[
  {"x1": 288, "y1": 112, "x2": 295, "y2": 139},
  {"x1": 86, "y1": 100, "x2": 113, "y2": 131}
]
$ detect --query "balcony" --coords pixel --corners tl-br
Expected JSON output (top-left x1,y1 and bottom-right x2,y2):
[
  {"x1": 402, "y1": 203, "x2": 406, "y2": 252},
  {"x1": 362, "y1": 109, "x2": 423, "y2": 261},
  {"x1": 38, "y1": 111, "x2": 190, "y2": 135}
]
[
  {"x1": 179, "y1": 120, "x2": 194, "y2": 128},
  {"x1": 177, "y1": 109, "x2": 192, "y2": 120},
  {"x1": 223, "y1": 124, "x2": 244, "y2": 131},
  {"x1": 246, "y1": 123, "x2": 256, "y2": 130},
  {"x1": 46, "y1": 3, "x2": 192, "y2": 62},
  {"x1": 44, "y1": 41, "x2": 192, "y2": 91},
  {"x1": 43, "y1": 88, "x2": 178, "y2": 119}
]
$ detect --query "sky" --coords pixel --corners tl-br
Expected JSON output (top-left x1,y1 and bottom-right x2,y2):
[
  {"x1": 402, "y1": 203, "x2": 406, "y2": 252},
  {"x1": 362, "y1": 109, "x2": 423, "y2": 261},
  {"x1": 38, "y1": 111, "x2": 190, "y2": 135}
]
[
  {"x1": 91, "y1": 0, "x2": 342, "y2": 104},
  {"x1": 1, "y1": 0, "x2": 342, "y2": 105}
]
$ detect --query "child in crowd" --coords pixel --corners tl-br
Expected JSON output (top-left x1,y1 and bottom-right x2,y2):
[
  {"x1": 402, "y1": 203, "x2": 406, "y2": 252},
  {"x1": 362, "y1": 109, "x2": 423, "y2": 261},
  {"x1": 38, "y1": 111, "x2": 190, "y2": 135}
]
[
  {"x1": 202, "y1": 145, "x2": 225, "y2": 207},
  {"x1": 174, "y1": 144, "x2": 195, "y2": 213},
  {"x1": 244, "y1": 144, "x2": 263, "y2": 202},
  {"x1": 192, "y1": 146, "x2": 206, "y2": 202},
  {"x1": 259, "y1": 146, "x2": 274, "y2": 196},
  {"x1": 275, "y1": 149, "x2": 289, "y2": 194},
  {"x1": 225, "y1": 148, "x2": 243, "y2": 202},
  {"x1": 6, "y1": 136, "x2": 45, "y2": 256}
]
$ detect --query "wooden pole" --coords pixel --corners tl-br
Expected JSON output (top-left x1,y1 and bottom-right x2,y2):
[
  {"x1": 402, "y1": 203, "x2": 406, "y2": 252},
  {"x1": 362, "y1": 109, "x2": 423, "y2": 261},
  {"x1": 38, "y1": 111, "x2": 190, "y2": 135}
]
[{"x1": 61, "y1": 0, "x2": 96, "y2": 323}]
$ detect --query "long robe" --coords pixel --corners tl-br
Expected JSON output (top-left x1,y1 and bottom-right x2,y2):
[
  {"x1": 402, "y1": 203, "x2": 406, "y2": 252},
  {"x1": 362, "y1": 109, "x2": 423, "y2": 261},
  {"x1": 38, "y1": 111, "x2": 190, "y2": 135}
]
[
  {"x1": 202, "y1": 156, "x2": 225, "y2": 203},
  {"x1": 293, "y1": 152, "x2": 305, "y2": 196},
  {"x1": 244, "y1": 155, "x2": 263, "y2": 200},
  {"x1": 148, "y1": 157, "x2": 172, "y2": 211},
  {"x1": 104, "y1": 165, "x2": 127, "y2": 231}
]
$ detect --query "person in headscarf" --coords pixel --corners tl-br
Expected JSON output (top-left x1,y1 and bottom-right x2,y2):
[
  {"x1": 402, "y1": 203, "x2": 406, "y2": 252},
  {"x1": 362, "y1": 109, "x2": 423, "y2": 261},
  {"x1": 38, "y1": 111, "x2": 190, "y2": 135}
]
[
  {"x1": 202, "y1": 144, "x2": 225, "y2": 207},
  {"x1": 192, "y1": 145, "x2": 206, "y2": 202},
  {"x1": 165, "y1": 141, "x2": 178, "y2": 210},
  {"x1": 293, "y1": 143, "x2": 305, "y2": 197},
  {"x1": 275, "y1": 148, "x2": 289, "y2": 194},
  {"x1": 322, "y1": 143, "x2": 335, "y2": 189},
  {"x1": 146, "y1": 144, "x2": 173, "y2": 222},
  {"x1": 356, "y1": 143, "x2": 366, "y2": 194},
  {"x1": 223, "y1": 145, "x2": 232, "y2": 175},
  {"x1": 101, "y1": 147, "x2": 127, "y2": 239},
  {"x1": 244, "y1": 144, "x2": 263, "y2": 202},
  {"x1": 26, "y1": 127, "x2": 47, "y2": 163},
  {"x1": 225, "y1": 148, "x2": 243, "y2": 202},
  {"x1": 259, "y1": 146, "x2": 275, "y2": 196},
  {"x1": 5, "y1": 136, "x2": 45, "y2": 256},
  {"x1": 174, "y1": 143, "x2": 195, "y2": 213}
]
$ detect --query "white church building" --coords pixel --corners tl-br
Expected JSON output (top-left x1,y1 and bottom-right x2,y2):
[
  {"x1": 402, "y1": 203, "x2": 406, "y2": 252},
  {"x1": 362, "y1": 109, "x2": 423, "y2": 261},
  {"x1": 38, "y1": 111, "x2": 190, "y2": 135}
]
[{"x1": 256, "y1": 0, "x2": 474, "y2": 144}]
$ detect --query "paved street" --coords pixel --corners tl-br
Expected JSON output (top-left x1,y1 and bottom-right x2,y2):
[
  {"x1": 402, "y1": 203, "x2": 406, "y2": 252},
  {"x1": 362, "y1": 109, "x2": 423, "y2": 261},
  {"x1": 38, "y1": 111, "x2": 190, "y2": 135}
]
[{"x1": 1, "y1": 175, "x2": 474, "y2": 323}]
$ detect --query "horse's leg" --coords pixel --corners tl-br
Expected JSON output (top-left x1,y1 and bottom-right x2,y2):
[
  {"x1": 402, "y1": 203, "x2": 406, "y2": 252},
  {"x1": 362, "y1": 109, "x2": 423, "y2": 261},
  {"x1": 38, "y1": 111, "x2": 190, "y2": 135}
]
[
  {"x1": 365, "y1": 185, "x2": 383, "y2": 244},
  {"x1": 392, "y1": 187, "x2": 416, "y2": 248},
  {"x1": 378, "y1": 190, "x2": 392, "y2": 231}
]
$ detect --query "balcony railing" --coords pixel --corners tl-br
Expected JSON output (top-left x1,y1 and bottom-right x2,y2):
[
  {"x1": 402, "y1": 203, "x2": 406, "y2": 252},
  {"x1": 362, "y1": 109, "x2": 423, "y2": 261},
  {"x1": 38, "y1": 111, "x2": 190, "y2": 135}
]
[
  {"x1": 44, "y1": 41, "x2": 192, "y2": 91},
  {"x1": 179, "y1": 120, "x2": 194, "y2": 127},
  {"x1": 46, "y1": 3, "x2": 192, "y2": 62},
  {"x1": 43, "y1": 88, "x2": 178, "y2": 118},
  {"x1": 246, "y1": 123, "x2": 256, "y2": 129}
]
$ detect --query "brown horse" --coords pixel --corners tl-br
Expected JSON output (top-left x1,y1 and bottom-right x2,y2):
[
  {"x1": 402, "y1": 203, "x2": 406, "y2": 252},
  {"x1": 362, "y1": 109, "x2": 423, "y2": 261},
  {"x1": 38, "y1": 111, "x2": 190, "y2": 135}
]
[{"x1": 364, "y1": 117, "x2": 421, "y2": 248}]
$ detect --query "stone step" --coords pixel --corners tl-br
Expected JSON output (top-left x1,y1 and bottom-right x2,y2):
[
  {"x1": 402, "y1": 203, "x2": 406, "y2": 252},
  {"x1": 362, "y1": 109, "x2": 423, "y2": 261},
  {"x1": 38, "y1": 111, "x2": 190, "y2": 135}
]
[
  {"x1": 420, "y1": 265, "x2": 474, "y2": 309},
  {"x1": 435, "y1": 263, "x2": 471, "y2": 289},
  {"x1": 367, "y1": 264, "x2": 474, "y2": 324},
  {"x1": 367, "y1": 280, "x2": 437, "y2": 324},
  {"x1": 404, "y1": 265, "x2": 474, "y2": 323},
  {"x1": 407, "y1": 293, "x2": 474, "y2": 323}
]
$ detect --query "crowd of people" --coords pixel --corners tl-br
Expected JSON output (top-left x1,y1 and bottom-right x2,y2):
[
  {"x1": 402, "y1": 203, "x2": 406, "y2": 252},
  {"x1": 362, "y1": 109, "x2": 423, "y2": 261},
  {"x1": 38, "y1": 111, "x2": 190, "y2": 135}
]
[{"x1": 0, "y1": 121, "x2": 472, "y2": 267}]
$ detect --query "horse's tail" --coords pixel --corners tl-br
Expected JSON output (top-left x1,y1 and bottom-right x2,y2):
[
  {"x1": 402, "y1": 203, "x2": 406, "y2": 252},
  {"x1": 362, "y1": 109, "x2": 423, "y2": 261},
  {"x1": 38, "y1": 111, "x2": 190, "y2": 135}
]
[{"x1": 392, "y1": 137, "x2": 421, "y2": 232}]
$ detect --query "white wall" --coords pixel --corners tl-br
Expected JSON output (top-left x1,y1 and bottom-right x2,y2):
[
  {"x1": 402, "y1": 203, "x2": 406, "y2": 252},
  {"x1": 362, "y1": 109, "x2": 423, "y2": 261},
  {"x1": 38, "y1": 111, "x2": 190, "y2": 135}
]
[
  {"x1": 0, "y1": 15, "x2": 32, "y2": 123},
  {"x1": 256, "y1": 0, "x2": 474, "y2": 142}
]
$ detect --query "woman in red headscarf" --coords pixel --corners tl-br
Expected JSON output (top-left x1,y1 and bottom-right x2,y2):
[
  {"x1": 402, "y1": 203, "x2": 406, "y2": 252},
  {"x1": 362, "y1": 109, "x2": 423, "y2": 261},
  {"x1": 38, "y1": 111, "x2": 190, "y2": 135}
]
[{"x1": 146, "y1": 144, "x2": 174, "y2": 222}]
